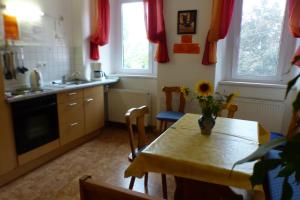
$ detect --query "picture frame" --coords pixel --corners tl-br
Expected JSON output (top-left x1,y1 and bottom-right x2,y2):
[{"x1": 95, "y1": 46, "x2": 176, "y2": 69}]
[{"x1": 177, "y1": 10, "x2": 197, "y2": 34}]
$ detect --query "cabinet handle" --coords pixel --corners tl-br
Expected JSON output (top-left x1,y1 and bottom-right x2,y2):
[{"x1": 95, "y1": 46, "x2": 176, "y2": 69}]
[
  {"x1": 86, "y1": 98, "x2": 94, "y2": 102},
  {"x1": 69, "y1": 122, "x2": 79, "y2": 127},
  {"x1": 69, "y1": 102, "x2": 77, "y2": 107},
  {"x1": 68, "y1": 92, "x2": 77, "y2": 96}
]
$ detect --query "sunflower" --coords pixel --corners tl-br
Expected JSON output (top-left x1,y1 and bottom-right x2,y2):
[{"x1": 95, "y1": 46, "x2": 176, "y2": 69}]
[
  {"x1": 195, "y1": 80, "x2": 213, "y2": 96},
  {"x1": 180, "y1": 86, "x2": 189, "y2": 97}
]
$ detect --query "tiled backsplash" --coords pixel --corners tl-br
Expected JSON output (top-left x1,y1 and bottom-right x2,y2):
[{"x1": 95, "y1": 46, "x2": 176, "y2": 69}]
[{"x1": 3, "y1": 45, "x2": 79, "y2": 91}]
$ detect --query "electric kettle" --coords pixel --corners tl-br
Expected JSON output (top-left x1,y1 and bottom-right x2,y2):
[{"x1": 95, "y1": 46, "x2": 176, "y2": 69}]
[{"x1": 30, "y1": 68, "x2": 43, "y2": 90}]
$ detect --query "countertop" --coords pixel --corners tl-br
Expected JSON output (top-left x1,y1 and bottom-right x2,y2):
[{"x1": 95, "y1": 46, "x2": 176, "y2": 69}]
[{"x1": 6, "y1": 77, "x2": 119, "y2": 103}]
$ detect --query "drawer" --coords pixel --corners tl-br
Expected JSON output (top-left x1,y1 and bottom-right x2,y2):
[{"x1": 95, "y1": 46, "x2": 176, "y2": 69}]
[
  {"x1": 57, "y1": 99, "x2": 84, "y2": 125},
  {"x1": 59, "y1": 118, "x2": 85, "y2": 145},
  {"x1": 84, "y1": 86, "x2": 103, "y2": 99},
  {"x1": 57, "y1": 89, "x2": 83, "y2": 104}
]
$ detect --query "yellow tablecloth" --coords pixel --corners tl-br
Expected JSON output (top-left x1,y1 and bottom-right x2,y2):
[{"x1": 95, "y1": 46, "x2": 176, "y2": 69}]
[{"x1": 125, "y1": 113, "x2": 270, "y2": 197}]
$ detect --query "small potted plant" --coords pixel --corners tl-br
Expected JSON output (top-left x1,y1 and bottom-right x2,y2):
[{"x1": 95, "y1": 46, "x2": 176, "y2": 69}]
[{"x1": 181, "y1": 80, "x2": 236, "y2": 135}]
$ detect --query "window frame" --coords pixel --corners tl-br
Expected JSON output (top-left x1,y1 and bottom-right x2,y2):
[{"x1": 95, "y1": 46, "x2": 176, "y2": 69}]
[
  {"x1": 115, "y1": 0, "x2": 155, "y2": 76},
  {"x1": 228, "y1": 0, "x2": 296, "y2": 83}
]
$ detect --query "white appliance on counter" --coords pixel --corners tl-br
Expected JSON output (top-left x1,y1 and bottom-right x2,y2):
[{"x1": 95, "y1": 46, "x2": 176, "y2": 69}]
[
  {"x1": 90, "y1": 62, "x2": 106, "y2": 81},
  {"x1": 30, "y1": 68, "x2": 43, "y2": 90}
]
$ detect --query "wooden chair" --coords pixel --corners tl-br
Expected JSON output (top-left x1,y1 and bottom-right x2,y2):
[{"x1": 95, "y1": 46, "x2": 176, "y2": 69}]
[
  {"x1": 226, "y1": 104, "x2": 238, "y2": 118},
  {"x1": 156, "y1": 87, "x2": 186, "y2": 133},
  {"x1": 125, "y1": 106, "x2": 168, "y2": 199},
  {"x1": 79, "y1": 175, "x2": 161, "y2": 200},
  {"x1": 218, "y1": 104, "x2": 238, "y2": 118}
]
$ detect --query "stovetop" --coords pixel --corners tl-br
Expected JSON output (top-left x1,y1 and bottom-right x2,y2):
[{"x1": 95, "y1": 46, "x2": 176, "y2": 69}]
[{"x1": 5, "y1": 88, "x2": 52, "y2": 98}]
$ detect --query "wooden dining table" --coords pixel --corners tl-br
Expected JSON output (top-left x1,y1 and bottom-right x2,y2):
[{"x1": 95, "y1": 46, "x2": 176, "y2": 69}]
[{"x1": 124, "y1": 113, "x2": 270, "y2": 200}]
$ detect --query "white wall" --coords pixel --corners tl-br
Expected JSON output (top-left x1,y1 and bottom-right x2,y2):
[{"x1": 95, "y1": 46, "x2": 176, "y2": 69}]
[
  {"x1": 157, "y1": 0, "x2": 214, "y2": 114},
  {"x1": 105, "y1": 0, "x2": 215, "y2": 126},
  {"x1": 72, "y1": 0, "x2": 113, "y2": 80},
  {"x1": 1, "y1": 0, "x2": 75, "y2": 90}
]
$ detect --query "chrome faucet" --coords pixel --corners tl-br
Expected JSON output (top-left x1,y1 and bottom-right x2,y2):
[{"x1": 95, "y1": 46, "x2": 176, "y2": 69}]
[{"x1": 62, "y1": 75, "x2": 66, "y2": 84}]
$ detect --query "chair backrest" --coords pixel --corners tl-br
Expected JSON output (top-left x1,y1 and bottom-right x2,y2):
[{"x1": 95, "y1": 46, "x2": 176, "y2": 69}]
[
  {"x1": 218, "y1": 104, "x2": 238, "y2": 118},
  {"x1": 125, "y1": 106, "x2": 149, "y2": 159},
  {"x1": 227, "y1": 104, "x2": 238, "y2": 118},
  {"x1": 162, "y1": 86, "x2": 186, "y2": 112},
  {"x1": 79, "y1": 176, "x2": 160, "y2": 200},
  {"x1": 287, "y1": 111, "x2": 300, "y2": 139}
]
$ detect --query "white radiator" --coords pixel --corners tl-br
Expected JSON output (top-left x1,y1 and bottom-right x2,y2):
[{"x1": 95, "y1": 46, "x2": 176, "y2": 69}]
[
  {"x1": 233, "y1": 97, "x2": 285, "y2": 133},
  {"x1": 107, "y1": 89, "x2": 151, "y2": 124}
]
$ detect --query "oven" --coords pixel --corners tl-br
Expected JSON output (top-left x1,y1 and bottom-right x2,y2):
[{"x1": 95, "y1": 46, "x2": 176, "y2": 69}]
[{"x1": 11, "y1": 95, "x2": 59, "y2": 155}]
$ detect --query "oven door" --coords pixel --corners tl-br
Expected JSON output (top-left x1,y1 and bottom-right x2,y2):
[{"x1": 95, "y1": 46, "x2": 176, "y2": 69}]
[{"x1": 12, "y1": 96, "x2": 59, "y2": 155}]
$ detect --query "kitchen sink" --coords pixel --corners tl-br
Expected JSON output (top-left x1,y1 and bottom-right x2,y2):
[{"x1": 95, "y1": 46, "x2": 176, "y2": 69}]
[
  {"x1": 63, "y1": 80, "x2": 91, "y2": 85},
  {"x1": 51, "y1": 79, "x2": 94, "y2": 86},
  {"x1": 47, "y1": 77, "x2": 119, "y2": 89}
]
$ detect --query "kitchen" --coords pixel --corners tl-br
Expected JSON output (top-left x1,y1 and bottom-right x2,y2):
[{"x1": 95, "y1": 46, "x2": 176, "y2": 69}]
[
  {"x1": 0, "y1": 0, "x2": 121, "y2": 189},
  {"x1": 0, "y1": 0, "x2": 300, "y2": 199}
]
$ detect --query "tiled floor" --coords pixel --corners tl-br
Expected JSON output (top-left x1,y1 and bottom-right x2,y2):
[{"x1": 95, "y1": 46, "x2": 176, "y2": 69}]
[{"x1": 0, "y1": 127, "x2": 175, "y2": 200}]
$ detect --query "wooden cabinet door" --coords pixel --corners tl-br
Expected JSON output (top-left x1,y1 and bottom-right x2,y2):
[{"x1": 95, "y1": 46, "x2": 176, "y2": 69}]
[
  {"x1": 0, "y1": 74, "x2": 4, "y2": 101},
  {"x1": 0, "y1": 70, "x2": 17, "y2": 175},
  {"x1": 84, "y1": 86, "x2": 104, "y2": 134}
]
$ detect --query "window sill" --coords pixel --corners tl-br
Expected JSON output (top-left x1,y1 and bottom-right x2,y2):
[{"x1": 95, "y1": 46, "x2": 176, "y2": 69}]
[
  {"x1": 109, "y1": 74, "x2": 157, "y2": 80},
  {"x1": 219, "y1": 81, "x2": 287, "y2": 89}
]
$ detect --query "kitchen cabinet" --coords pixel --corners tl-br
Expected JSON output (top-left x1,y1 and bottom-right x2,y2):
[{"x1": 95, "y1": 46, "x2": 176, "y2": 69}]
[
  {"x1": 57, "y1": 90, "x2": 85, "y2": 145},
  {"x1": 0, "y1": 69, "x2": 17, "y2": 176},
  {"x1": 0, "y1": 77, "x2": 114, "y2": 185},
  {"x1": 84, "y1": 86, "x2": 104, "y2": 134},
  {"x1": 57, "y1": 89, "x2": 83, "y2": 104},
  {"x1": 57, "y1": 86, "x2": 104, "y2": 145}
]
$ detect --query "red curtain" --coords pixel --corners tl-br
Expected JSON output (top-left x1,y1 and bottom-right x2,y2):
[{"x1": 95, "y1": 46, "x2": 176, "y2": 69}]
[
  {"x1": 90, "y1": 0, "x2": 110, "y2": 60},
  {"x1": 289, "y1": 0, "x2": 300, "y2": 66},
  {"x1": 144, "y1": 0, "x2": 169, "y2": 63},
  {"x1": 292, "y1": 47, "x2": 300, "y2": 66},
  {"x1": 202, "y1": 0, "x2": 235, "y2": 65}
]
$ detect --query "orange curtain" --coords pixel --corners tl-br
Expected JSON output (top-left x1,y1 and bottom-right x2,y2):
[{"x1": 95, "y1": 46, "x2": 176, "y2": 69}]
[
  {"x1": 289, "y1": 0, "x2": 300, "y2": 66},
  {"x1": 144, "y1": 0, "x2": 169, "y2": 63},
  {"x1": 289, "y1": 0, "x2": 300, "y2": 37},
  {"x1": 202, "y1": 0, "x2": 235, "y2": 65},
  {"x1": 90, "y1": 0, "x2": 110, "y2": 60}
]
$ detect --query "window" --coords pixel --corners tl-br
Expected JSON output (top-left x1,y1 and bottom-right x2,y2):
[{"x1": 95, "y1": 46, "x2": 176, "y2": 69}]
[
  {"x1": 116, "y1": 0, "x2": 154, "y2": 75},
  {"x1": 228, "y1": 0, "x2": 294, "y2": 82}
]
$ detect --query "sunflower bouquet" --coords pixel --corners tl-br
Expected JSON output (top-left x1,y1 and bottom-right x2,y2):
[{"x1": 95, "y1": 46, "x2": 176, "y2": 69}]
[{"x1": 181, "y1": 80, "x2": 236, "y2": 118}]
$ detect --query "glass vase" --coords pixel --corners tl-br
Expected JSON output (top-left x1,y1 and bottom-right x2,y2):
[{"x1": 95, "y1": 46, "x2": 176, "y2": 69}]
[{"x1": 198, "y1": 115, "x2": 215, "y2": 135}]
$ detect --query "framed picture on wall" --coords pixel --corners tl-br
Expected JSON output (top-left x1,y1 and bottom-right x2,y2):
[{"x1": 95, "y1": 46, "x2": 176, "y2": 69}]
[{"x1": 177, "y1": 10, "x2": 197, "y2": 34}]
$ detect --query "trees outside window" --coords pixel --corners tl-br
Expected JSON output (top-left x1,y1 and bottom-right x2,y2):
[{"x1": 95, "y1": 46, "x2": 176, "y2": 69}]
[{"x1": 229, "y1": 0, "x2": 292, "y2": 82}]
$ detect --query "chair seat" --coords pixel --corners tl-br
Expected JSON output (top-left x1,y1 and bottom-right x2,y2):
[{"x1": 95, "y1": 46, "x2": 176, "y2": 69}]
[
  {"x1": 266, "y1": 150, "x2": 300, "y2": 200},
  {"x1": 270, "y1": 132, "x2": 286, "y2": 150},
  {"x1": 156, "y1": 111, "x2": 185, "y2": 122},
  {"x1": 270, "y1": 132, "x2": 285, "y2": 140},
  {"x1": 128, "y1": 146, "x2": 147, "y2": 162}
]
